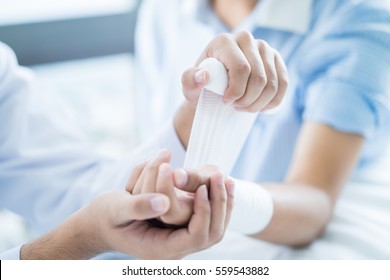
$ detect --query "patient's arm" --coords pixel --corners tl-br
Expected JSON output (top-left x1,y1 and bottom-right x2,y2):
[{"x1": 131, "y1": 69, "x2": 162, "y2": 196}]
[
  {"x1": 251, "y1": 122, "x2": 363, "y2": 246},
  {"x1": 175, "y1": 121, "x2": 363, "y2": 246}
]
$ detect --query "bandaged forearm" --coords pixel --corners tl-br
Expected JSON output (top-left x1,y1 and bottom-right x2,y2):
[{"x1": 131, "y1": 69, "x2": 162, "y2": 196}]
[{"x1": 228, "y1": 179, "x2": 274, "y2": 235}]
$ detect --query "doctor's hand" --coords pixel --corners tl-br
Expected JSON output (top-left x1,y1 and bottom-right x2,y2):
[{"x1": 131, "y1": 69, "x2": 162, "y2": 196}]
[
  {"x1": 20, "y1": 156, "x2": 234, "y2": 260},
  {"x1": 182, "y1": 31, "x2": 288, "y2": 112},
  {"x1": 127, "y1": 149, "x2": 234, "y2": 227}
]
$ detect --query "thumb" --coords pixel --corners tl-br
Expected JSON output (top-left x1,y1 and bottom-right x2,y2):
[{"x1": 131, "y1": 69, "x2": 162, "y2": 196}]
[
  {"x1": 114, "y1": 193, "x2": 171, "y2": 224},
  {"x1": 181, "y1": 67, "x2": 210, "y2": 105}
]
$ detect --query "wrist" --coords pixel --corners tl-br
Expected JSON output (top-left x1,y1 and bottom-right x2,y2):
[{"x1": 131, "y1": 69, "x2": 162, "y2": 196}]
[
  {"x1": 19, "y1": 210, "x2": 104, "y2": 260},
  {"x1": 174, "y1": 101, "x2": 196, "y2": 149},
  {"x1": 73, "y1": 205, "x2": 108, "y2": 258},
  {"x1": 228, "y1": 179, "x2": 274, "y2": 235}
]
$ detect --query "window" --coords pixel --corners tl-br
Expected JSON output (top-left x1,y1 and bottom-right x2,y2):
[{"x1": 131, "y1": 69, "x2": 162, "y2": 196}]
[{"x1": 0, "y1": 0, "x2": 137, "y2": 25}]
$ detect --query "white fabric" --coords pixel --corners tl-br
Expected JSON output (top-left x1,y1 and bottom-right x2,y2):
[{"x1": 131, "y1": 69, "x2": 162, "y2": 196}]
[
  {"x1": 0, "y1": 41, "x2": 186, "y2": 258},
  {"x1": 0, "y1": 245, "x2": 21, "y2": 260},
  {"x1": 183, "y1": 59, "x2": 271, "y2": 234},
  {"x1": 228, "y1": 179, "x2": 274, "y2": 234},
  {"x1": 184, "y1": 58, "x2": 257, "y2": 174}
]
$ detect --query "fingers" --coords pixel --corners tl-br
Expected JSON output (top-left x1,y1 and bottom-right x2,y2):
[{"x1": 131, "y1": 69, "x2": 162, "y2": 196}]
[
  {"x1": 198, "y1": 33, "x2": 251, "y2": 105},
  {"x1": 233, "y1": 32, "x2": 267, "y2": 110},
  {"x1": 181, "y1": 67, "x2": 210, "y2": 106},
  {"x1": 208, "y1": 172, "x2": 228, "y2": 242},
  {"x1": 185, "y1": 173, "x2": 231, "y2": 250},
  {"x1": 186, "y1": 185, "x2": 211, "y2": 249},
  {"x1": 223, "y1": 177, "x2": 235, "y2": 230},
  {"x1": 173, "y1": 164, "x2": 221, "y2": 192},
  {"x1": 132, "y1": 149, "x2": 171, "y2": 194},
  {"x1": 245, "y1": 40, "x2": 279, "y2": 112},
  {"x1": 106, "y1": 191, "x2": 170, "y2": 225},
  {"x1": 173, "y1": 169, "x2": 209, "y2": 192},
  {"x1": 155, "y1": 163, "x2": 183, "y2": 224},
  {"x1": 125, "y1": 161, "x2": 147, "y2": 193},
  {"x1": 261, "y1": 51, "x2": 288, "y2": 111},
  {"x1": 192, "y1": 31, "x2": 288, "y2": 112},
  {"x1": 217, "y1": 34, "x2": 251, "y2": 105}
]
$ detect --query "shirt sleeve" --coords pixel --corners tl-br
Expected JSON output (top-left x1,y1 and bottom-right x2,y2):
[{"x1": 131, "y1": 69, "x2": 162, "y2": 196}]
[
  {"x1": 299, "y1": 3, "x2": 390, "y2": 139},
  {"x1": 0, "y1": 245, "x2": 22, "y2": 260}
]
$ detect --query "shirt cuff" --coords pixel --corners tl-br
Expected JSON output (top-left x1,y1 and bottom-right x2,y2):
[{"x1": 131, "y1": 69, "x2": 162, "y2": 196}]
[{"x1": 0, "y1": 244, "x2": 22, "y2": 260}]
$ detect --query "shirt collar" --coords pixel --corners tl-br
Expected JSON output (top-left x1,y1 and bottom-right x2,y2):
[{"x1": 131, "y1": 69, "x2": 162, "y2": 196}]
[{"x1": 181, "y1": 0, "x2": 312, "y2": 34}]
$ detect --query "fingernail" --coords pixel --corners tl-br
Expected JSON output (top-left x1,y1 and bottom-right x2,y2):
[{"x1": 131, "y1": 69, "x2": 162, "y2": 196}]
[
  {"x1": 150, "y1": 196, "x2": 169, "y2": 213},
  {"x1": 194, "y1": 68, "x2": 207, "y2": 84},
  {"x1": 174, "y1": 169, "x2": 188, "y2": 188}
]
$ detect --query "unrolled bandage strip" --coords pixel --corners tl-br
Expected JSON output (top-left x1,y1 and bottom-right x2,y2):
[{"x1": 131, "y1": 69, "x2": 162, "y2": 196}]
[
  {"x1": 184, "y1": 58, "x2": 274, "y2": 234},
  {"x1": 184, "y1": 58, "x2": 257, "y2": 174}
]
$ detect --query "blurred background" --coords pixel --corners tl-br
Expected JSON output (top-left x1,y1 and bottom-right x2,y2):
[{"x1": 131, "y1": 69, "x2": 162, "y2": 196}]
[{"x1": 0, "y1": 0, "x2": 141, "y2": 253}]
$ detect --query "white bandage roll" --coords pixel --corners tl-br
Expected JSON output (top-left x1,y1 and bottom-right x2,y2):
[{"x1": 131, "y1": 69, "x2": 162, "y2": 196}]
[
  {"x1": 229, "y1": 179, "x2": 274, "y2": 234},
  {"x1": 184, "y1": 58, "x2": 257, "y2": 174},
  {"x1": 183, "y1": 58, "x2": 273, "y2": 234}
]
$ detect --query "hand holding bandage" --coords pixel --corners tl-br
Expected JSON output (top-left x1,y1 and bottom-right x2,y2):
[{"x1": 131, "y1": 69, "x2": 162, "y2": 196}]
[{"x1": 181, "y1": 57, "x2": 275, "y2": 234}]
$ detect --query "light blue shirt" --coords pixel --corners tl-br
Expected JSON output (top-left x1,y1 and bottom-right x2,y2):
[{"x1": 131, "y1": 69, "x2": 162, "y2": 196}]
[
  {"x1": 0, "y1": 42, "x2": 185, "y2": 259},
  {"x1": 135, "y1": 0, "x2": 390, "y2": 182}
]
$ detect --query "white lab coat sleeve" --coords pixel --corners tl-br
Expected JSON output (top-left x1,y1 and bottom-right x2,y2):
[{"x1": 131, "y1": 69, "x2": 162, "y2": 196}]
[
  {"x1": 127, "y1": 120, "x2": 186, "y2": 170},
  {"x1": 0, "y1": 245, "x2": 22, "y2": 260},
  {"x1": 0, "y1": 42, "x2": 184, "y2": 234}
]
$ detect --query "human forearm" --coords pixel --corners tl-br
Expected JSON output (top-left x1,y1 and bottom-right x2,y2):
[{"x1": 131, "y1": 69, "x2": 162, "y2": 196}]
[
  {"x1": 252, "y1": 182, "x2": 332, "y2": 247},
  {"x1": 253, "y1": 123, "x2": 363, "y2": 246},
  {"x1": 20, "y1": 209, "x2": 103, "y2": 260},
  {"x1": 173, "y1": 101, "x2": 196, "y2": 150}
]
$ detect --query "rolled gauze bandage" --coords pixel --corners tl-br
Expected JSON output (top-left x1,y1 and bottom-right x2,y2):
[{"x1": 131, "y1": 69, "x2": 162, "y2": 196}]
[
  {"x1": 184, "y1": 58, "x2": 274, "y2": 234},
  {"x1": 184, "y1": 58, "x2": 257, "y2": 174}
]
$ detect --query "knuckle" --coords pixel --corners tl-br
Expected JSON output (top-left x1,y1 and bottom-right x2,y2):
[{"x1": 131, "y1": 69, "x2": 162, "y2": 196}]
[
  {"x1": 237, "y1": 61, "x2": 251, "y2": 74},
  {"x1": 267, "y1": 99, "x2": 279, "y2": 109},
  {"x1": 252, "y1": 71, "x2": 267, "y2": 88},
  {"x1": 210, "y1": 230, "x2": 224, "y2": 243},
  {"x1": 257, "y1": 39, "x2": 269, "y2": 49},
  {"x1": 280, "y1": 73, "x2": 289, "y2": 88},
  {"x1": 220, "y1": 193, "x2": 228, "y2": 203},
  {"x1": 235, "y1": 30, "x2": 253, "y2": 42},
  {"x1": 217, "y1": 32, "x2": 234, "y2": 44},
  {"x1": 266, "y1": 79, "x2": 278, "y2": 93},
  {"x1": 203, "y1": 204, "x2": 212, "y2": 216}
]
